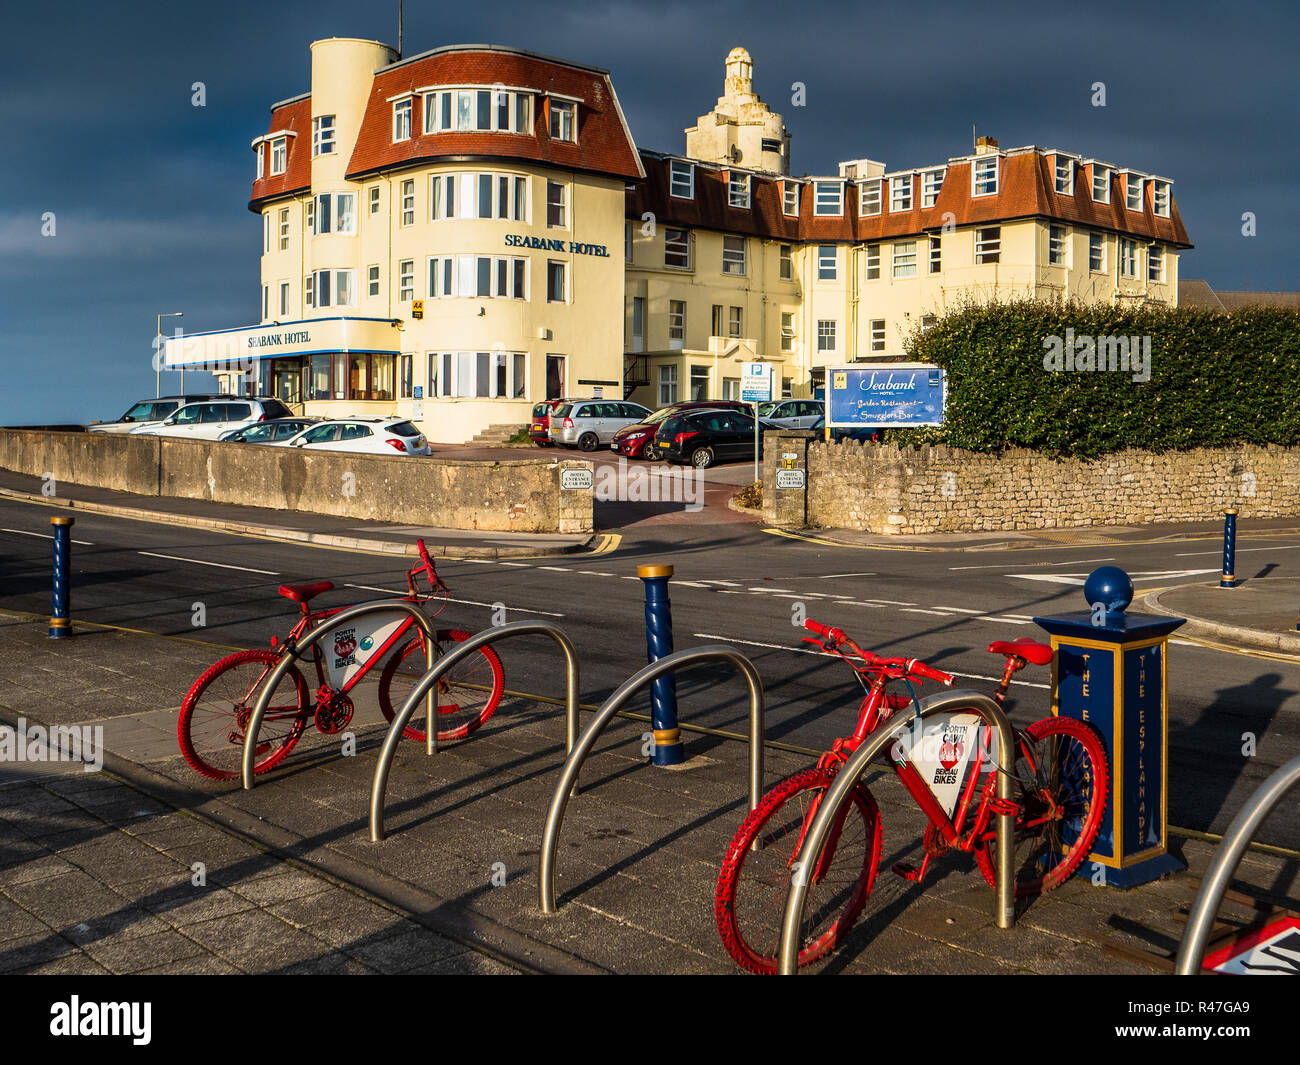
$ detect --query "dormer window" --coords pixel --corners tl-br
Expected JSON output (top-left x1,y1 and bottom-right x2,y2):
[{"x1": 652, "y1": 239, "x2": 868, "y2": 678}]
[
  {"x1": 728, "y1": 172, "x2": 751, "y2": 209},
  {"x1": 270, "y1": 137, "x2": 286, "y2": 176},
  {"x1": 670, "y1": 161, "x2": 695, "y2": 199},
  {"x1": 813, "y1": 180, "x2": 844, "y2": 216},
  {"x1": 312, "y1": 115, "x2": 335, "y2": 157},
  {"x1": 1091, "y1": 165, "x2": 1110, "y2": 203},
  {"x1": 393, "y1": 98, "x2": 412, "y2": 142},
  {"x1": 1054, "y1": 157, "x2": 1073, "y2": 195},
  {"x1": 783, "y1": 181, "x2": 799, "y2": 216},
  {"x1": 1153, "y1": 181, "x2": 1170, "y2": 217},
  {"x1": 921, "y1": 168, "x2": 945, "y2": 207},
  {"x1": 889, "y1": 174, "x2": 913, "y2": 212},
  {"x1": 548, "y1": 99, "x2": 576, "y2": 142},
  {"x1": 972, "y1": 156, "x2": 998, "y2": 196},
  {"x1": 1126, "y1": 173, "x2": 1144, "y2": 211},
  {"x1": 859, "y1": 180, "x2": 881, "y2": 215},
  {"x1": 423, "y1": 89, "x2": 532, "y2": 134}
]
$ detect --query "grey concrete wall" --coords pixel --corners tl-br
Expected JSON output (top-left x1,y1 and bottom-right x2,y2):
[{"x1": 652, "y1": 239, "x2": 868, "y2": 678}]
[{"x1": 0, "y1": 430, "x2": 592, "y2": 534}]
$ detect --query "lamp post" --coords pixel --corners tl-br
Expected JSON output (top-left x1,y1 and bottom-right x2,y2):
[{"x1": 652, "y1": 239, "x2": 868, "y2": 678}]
[{"x1": 156, "y1": 311, "x2": 183, "y2": 397}]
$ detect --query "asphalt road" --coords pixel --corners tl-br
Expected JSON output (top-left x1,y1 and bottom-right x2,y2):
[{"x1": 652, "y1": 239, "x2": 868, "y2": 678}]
[{"x1": 2, "y1": 496, "x2": 1298, "y2": 850}]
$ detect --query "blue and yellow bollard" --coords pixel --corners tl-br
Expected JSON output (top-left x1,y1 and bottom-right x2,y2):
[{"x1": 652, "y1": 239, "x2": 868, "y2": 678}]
[
  {"x1": 49, "y1": 515, "x2": 74, "y2": 639},
  {"x1": 1220, "y1": 508, "x2": 1238, "y2": 588},
  {"x1": 637, "y1": 564, "x2": 683, "y2": 766}
]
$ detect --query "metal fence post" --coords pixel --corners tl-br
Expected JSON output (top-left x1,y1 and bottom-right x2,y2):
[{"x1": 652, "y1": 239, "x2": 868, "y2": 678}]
[
  {"x1": 49, "y1": 516, "x2": 74, "y2": 639},
  {"x1": 638, "y1": 564, "x2": 682, "y2": 766},
  {"x1": 1220, "y1": 508, "x2": 1238, "y2": 588}
]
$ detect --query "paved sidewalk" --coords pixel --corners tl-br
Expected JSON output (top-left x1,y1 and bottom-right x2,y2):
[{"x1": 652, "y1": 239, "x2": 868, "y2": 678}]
[
  {"x1": 1, "y1": 609, "x2": 1295, "y2": 975},
  {"x1": 1146, "y1": 578, "x2": 1300, "y2": 654},
  {"x1": 0, "y1": 471, "x2": 595, "y2": 559}
]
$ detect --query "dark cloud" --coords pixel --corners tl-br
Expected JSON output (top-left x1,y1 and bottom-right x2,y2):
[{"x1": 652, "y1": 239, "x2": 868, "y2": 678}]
[{"x1": 2, "y1": 0, "x2": 1295, "y2": 423}]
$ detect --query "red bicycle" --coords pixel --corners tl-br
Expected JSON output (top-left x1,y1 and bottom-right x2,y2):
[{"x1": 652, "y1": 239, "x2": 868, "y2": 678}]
[
  {"x1": 177, "y1": 539, "x2": 505, "y2": 781},
  {"x1": 715, "y1": 618, "x2": 1108, "y2": 974}
]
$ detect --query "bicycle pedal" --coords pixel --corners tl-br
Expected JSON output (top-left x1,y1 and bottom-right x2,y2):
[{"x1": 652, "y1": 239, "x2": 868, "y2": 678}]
[{"x1": 891, "y1": 862, "x2": 923, "y2": 882}]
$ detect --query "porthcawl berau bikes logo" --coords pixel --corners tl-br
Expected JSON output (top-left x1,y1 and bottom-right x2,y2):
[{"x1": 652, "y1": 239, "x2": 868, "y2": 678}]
[
  {"x1": 0, "y1": 719, "x2": 103, "y2": 772},
  {"x1": 333, "y1": 627, "x2": 358, "y2": 669}
]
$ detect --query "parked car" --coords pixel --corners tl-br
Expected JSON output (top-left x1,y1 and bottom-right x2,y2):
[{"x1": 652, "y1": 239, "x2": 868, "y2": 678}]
[
  {"x1": 549, "y1": 400, "x2": 652, "y2": 451},
  {"x1": 278, "y1": 418, "x2": 431, "y2": 456},
  {"x1": 757, "y1": 398, "x2": 823, "y2": 429},
  {"x1": 654, "y1": 409, "x2": 780, "y2": 468},
  {"x1": 529, "y1": 397, "x2": 584, "y2": 447},
  {"x1": 807, "y1": 414, "x2": 879, "y2": 443},
  {"x1": 218, "y1": 418, "x2": 317, "y2": 443},
  {"x1": 610, "y1": 400, "x2": 751, "y2": 460},
  {"x1": 88, "y1": 394, "x2": 225, "y2": 434},
  {"x1": 128, "y1": 397, "x2": 295, "y2": 440}
]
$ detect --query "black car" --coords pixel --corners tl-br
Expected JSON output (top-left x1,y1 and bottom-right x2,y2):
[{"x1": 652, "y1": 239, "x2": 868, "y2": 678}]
[{"x1": 654, "y1": 409, "x2": 780, "y2": 468}]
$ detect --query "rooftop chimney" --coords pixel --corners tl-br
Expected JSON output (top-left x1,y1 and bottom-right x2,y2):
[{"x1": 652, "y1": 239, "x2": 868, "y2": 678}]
[{"x1": 975, "y1": 135, "x2": 1000, "y2": 155}]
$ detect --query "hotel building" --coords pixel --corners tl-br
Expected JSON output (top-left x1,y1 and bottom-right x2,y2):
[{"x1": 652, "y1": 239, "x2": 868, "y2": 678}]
[{"x1": 166, "y1": 41, "x2": 1191, "y2": 441}]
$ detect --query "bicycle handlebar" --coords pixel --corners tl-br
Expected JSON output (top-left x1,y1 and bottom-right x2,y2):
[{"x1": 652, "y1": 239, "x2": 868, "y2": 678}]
[{"x1": 804, "y1": 617, "x2": 953, "y2": 686}]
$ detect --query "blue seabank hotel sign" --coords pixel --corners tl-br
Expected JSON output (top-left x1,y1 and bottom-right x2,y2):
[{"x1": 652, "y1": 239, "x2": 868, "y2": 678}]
[
  {"x1": 504, "y1": 235, "x2": 610, "y2": 257},
  {"x1": 826, "y1": 363, "x2": 946, "y2": 428}
]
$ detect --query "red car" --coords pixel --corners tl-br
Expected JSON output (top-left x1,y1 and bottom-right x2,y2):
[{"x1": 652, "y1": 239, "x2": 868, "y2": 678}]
[
  {"x1": 610, "y1": 400, "x2": 750, "y2": 459},
  {"x1": 529, "y1": 397, "x2": 583, "y2": 446}
]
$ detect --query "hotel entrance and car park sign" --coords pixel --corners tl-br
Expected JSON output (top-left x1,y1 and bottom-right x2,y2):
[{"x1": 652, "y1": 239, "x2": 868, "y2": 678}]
[{"x1": 827, "y1": 363, "x2": 946, "y2": 428}]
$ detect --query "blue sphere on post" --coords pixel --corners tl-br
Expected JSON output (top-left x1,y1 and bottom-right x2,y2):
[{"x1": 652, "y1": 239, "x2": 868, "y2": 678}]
[{"x1": 1083, "y1": 566, "x2": 1133, "y2": 614}]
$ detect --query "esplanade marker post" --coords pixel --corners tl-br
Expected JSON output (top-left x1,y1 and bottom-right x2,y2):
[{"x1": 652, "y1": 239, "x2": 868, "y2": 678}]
[
  {"x1": 1034, "y1": 566, "x2": 1186, "y2": 888},
  {"x1": 49, "y1": 516, "x2": 75, "y2": 639}
]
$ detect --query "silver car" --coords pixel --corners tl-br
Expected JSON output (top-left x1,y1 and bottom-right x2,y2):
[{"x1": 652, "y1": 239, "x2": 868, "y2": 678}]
[
  {"x1": 756, "y1": 399, "x2": 823, "y2": 429},
  {"x1": 549, "y1": 400, "x2": 652, "y2": 451}
]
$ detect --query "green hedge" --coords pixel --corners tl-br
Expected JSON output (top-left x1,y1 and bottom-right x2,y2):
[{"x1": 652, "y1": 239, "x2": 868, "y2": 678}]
[{"x1": 886, "y1": 298, "x2": 1300, "y2": 457}]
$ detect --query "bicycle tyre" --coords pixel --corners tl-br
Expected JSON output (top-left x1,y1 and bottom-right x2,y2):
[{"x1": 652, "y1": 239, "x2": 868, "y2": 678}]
[
  {"x1": 177, "y1": 649, "x2": 310, "y2": 782},
  {"x1": 715, "y1": 767, "x2": 882, "y2": 974},
  {"x1": 377, "y1": 630, "x2": 505, "y2": 743},
  {"x1": 974, "y1": 716, "x2": 1109, "y2": 897}
]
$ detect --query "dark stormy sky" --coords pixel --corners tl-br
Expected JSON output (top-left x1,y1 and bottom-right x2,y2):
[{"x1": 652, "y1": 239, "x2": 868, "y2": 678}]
[{"x1": 1, "y1": 0, "x2": 1295, "y2": 424}]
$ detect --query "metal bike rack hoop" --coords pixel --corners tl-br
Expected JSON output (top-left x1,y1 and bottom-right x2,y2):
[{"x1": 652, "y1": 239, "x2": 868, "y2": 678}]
[
  {"x1": 242, "y1": 599, "x2": 438, "y2": 790},
  {"x1": 539, "y1": 644, "x2": 765, "y2": 915},
  {"x1": 370, "y1": 620, "x2": 581, "y2": 841},
  {"x1": 1175, "y1": 752, "x2": 1300, "y2": 975},
  {"x1": 777, "y1": 689, "x2": 1018, "y2": 974}
]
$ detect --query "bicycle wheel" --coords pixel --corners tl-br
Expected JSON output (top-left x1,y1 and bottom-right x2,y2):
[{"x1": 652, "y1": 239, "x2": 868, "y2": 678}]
[
  {"x1": 715, "y1": 767, "x2": 882, "y2": 974},
  {"x1": 377, "y1": 630, "x2": 505, "y2": 743},
  {"x1": 975, "y1": 716, "x2": 1109, "y2": 897},
  {"x1": 177, "y1": 649, "x2": 310, "y2": 782}
]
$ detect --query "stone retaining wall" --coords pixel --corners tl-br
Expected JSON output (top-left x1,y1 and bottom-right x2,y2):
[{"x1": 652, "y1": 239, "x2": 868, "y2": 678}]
[{"x1": 763, "y1": 435, "x2": 1300, "y2": 534}]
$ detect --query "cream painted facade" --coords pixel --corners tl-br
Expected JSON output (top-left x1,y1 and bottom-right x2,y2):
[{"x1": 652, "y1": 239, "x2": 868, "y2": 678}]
[
  {"x1": 627, "y1": 53, "x2": 1184, "y2": 403},
  {"x1": 233, "y1": 38, "x2": 632, "y2": 443}
]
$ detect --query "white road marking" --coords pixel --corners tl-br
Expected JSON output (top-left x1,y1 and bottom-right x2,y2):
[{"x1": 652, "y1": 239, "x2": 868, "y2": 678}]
[
  {"x1": 1007, "y1": 568, "x2": 1218, "y2": 586},
  {"x1": 817, "y1": 572, "x2": 877, "y2": 579},
  {"x1": 536, "y1": 566, "x2": 570, "y2": 572},
  {"x1": 901, "y1": 608, "x2": 955, "y2": 616},
  {"x1": 496, "y1": 562, "x2": 529, "y2": 567},
  {"x1": 576, "y1": 570, "x2": 614, "y2": 576},
  {"x1": 138, "y1": 551, "x2": 278, "y2": 575},
  {"x1": 341, "y1": 583, "x2": 564, "y2": 617},
  {"x1": 2, "y1": 528, "x2": 95, "y2": 546},
  {"x1": 1176, "y1": 545, "x2": 1300, "y2": 557},
  {"x1": 950, "y1": 557, "x2": 1114, "y2": 571},
  {"x1": 691, "y1": 633, "x2": 1049, "y2": 689}
]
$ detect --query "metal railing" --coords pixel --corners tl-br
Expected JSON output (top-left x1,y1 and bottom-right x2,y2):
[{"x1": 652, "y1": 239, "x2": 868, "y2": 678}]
[
  {"x1": 242, "y1": 599, "x2": 438, "y2": 790},
  {"x1": 777, "y1": 689, "x2": 1018, "y2": 974},
  {"x1": 370, "y1": 620, "x2": 580, "y2": 842},
  {"x1": 539, "y1": 644, "x2": 765, "y2": 915},
  {"x1": 1175, "y1": 753, "x2": 1300, "y2": 975}
]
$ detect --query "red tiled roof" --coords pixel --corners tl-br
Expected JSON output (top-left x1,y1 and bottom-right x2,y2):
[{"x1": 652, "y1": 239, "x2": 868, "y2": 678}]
[
  {"x1": 629, "y1": 151, "x2": 1193, "y2": 247},
  {"x1": 248, "y1": 97, "x2": 312, "y2": 212},
  {"x1": 346, "y1": 49, "x2": 642, "y2": 183}
]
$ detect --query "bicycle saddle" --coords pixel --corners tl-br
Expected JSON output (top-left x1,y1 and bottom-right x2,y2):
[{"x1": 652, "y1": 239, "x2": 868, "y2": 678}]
[
  {"x1": 987, "y1": 638, "x2": 1053, "y2": 665},
  {"x1": 277, "y1": 581, "x2": 335, "y2": 603}
]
